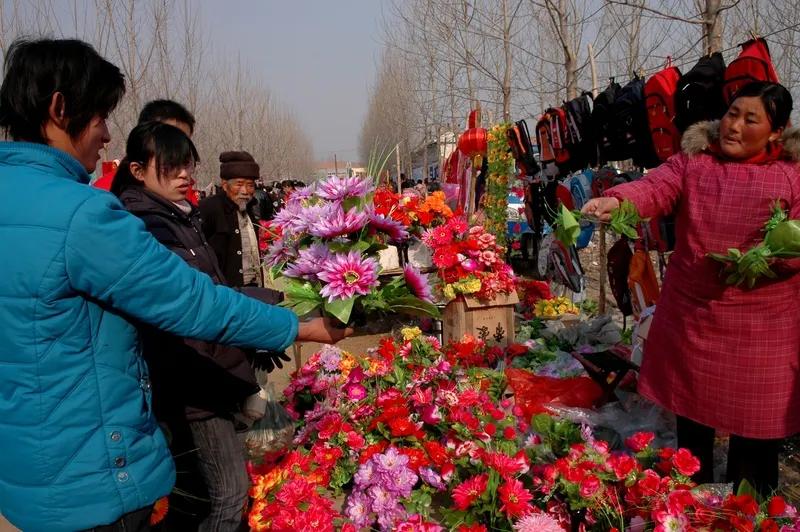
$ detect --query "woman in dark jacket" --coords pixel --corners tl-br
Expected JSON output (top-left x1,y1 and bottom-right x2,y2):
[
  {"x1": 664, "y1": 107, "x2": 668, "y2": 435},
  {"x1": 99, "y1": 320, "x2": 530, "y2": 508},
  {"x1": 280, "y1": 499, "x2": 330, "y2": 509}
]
[{"x1": 113, "y1": 122, "x2": 288, "y2": 531}]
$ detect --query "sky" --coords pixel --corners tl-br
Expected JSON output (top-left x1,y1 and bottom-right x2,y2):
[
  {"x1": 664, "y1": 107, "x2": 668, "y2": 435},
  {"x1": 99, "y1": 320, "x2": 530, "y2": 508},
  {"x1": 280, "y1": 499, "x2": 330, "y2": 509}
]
[{"x1": 203, "y1": 0, "x2": 387, "y2": 164}]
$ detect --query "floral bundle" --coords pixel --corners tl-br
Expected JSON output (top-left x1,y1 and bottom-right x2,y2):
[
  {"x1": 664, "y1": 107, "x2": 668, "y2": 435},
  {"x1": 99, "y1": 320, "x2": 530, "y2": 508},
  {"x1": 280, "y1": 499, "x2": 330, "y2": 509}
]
[
  {"x1": 248, "y1": 332, "x2": 800, "y2": 532},
  {"x1": 534, "y1": 296, "x2": 580, "y2": 319},
  {"x1": 373, "y1": 188, "x2": 454, "y2": 235},
  {"x1": 484, "y1": 123, "x2": 515, "y2": 248},
  {"x1": 265, "y1": 175, "x2": 440, "y2": 324},
  {"x1": 422, "y1": 215, "x2": 516, "y2": 301}
]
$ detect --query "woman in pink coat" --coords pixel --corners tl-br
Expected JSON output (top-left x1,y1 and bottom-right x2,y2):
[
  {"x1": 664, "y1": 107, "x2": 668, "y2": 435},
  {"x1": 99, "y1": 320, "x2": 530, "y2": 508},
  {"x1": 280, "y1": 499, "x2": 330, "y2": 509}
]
[{"x1": 584, "y1": 82, "x2": 799, "y2": 494}]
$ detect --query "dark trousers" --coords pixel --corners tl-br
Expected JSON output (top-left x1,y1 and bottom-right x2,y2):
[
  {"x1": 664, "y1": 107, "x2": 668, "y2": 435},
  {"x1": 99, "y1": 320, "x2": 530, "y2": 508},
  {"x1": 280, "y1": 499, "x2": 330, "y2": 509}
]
[
  {"x1": 85, "y1": 507, "x2": 152, "y2": 532},
  {"x1": 676, "y1": 415, "x2": 781, "y2": 495},
  {"x1": 189, "y1": 416, "x2": 249, "y2": 532}
]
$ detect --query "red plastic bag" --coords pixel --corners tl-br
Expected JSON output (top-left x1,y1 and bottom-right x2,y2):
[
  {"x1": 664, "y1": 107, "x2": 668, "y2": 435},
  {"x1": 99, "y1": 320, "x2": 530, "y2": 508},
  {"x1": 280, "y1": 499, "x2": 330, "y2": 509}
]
[{"x1": 505, "y1": 368, "x2": 604, "y2": 419}]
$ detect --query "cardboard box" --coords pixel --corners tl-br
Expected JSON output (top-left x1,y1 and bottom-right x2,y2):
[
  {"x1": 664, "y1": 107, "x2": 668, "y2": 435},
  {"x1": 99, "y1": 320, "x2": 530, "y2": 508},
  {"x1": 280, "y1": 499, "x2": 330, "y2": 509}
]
[{"x1": 442, "y1": 291, "x2": 519, "y2": 347}]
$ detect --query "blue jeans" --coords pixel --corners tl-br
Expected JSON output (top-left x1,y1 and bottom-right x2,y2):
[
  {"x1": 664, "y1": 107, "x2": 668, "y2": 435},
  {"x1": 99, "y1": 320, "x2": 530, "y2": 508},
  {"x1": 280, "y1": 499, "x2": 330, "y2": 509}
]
[
  {"x1": 85, "y1": 507, "x2": 151, "y2": 531},
  {"x1": 189, "y1": 417, "x2": 249, "y2": 532}
]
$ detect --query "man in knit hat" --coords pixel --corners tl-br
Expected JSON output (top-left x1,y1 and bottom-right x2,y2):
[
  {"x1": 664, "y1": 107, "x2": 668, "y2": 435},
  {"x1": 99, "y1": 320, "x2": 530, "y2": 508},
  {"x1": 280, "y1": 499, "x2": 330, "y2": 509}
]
[{"x1": 199, "y1": 151, "x2": 262, "y2": 287}]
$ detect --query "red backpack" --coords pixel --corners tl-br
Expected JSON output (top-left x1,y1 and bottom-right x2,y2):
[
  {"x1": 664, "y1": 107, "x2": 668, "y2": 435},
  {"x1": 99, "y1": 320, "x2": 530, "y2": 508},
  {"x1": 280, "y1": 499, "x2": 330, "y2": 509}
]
[
  {"x1": 644, "y1": 61, "x2": 682, "y2": 163},
  {"x1": 547, "y1": 107, "x2": 572, "y2": 168},
  {"x1": 723, "y1": 38, "x2": 779, "y2": 104}
]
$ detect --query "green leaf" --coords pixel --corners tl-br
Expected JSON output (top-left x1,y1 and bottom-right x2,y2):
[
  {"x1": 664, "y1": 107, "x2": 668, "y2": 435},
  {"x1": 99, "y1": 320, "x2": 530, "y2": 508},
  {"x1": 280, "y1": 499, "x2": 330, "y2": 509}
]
[
  {"x1": 554, "y1": 204, "x2": 581, "y2": 246},
  {"x1": 284, "y1": 299, "x2": 321, "y2": 317},
  {"x1": 282, "y1": 278, "x2": 323, "y2": 303},
  {"x1": 324, "y1": 296, "x2": 356, "y2": 324},
  {"x1": 342, "y1": 197, "x2": 361, "y2": 212},
  {"x1": 365, "y1": 242, "x2": 388, "y2": 255},
  {"x1": 736, "y1": 479, "x2": 763, "y2": 503},
  {"x1": 387, "y1": 296, "x2": 441, "y2": 318}
]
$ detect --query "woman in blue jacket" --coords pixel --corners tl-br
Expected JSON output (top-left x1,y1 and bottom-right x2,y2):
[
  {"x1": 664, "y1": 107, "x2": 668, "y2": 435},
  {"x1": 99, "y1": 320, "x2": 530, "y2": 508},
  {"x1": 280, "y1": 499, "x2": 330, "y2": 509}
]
[{"x1": 0, "y1": 38, "x2": 349, "y2": 531}]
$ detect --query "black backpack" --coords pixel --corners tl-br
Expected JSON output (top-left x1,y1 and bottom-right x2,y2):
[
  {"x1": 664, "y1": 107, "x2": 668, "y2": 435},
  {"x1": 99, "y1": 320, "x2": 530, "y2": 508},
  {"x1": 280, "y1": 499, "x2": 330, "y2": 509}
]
[
  {"x1": 612, "y1": 76, "x2": 661, "y2": 169},
  {"x1": 564, "y1": 92, "x2": 596, "y2": 170},
  {"x1": 674, "y1": 52, "x2": 727, "y2": 133},
  {"x1": 592, "y1": 81, "x2": 622, "y2": 164}
]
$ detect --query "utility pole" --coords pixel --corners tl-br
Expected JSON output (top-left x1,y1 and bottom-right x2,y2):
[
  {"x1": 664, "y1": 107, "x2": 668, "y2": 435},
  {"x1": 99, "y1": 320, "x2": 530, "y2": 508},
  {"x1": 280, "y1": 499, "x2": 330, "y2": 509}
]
[
  {"x1": 333, "y1": 153, "x2": 338, "y2": 177},
  {"x1": 395, "y1": 143, "x2": 402, "y2": 192},
  {"x1": 589, "y1": 43, "x2": 607, "y2": 316}
]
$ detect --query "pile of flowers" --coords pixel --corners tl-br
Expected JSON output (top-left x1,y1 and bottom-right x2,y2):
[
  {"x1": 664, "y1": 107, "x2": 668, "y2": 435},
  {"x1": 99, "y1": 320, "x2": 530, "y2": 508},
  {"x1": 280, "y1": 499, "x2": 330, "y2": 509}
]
[
  {"x1": 534, "y1": 296, "x2": 580, "y2": 319},
  {"x1": 265, "y1": 175, "x2": 439, "y2": 324},
  {"x1": 248, "y1": 331, "x2": 800, "y2": 531},
  {"x1": 257, "y1": 219, "x2": 282, "y2": 253},
  {"x1": 516, "y1": 279, "x2": 553, "y2": 319},
  {"x1": 373, "y1": 188, "x2": 454, "y2": 235},
  {"x1": 422, "y1": 215, "x2": 516, "y2": 301}
]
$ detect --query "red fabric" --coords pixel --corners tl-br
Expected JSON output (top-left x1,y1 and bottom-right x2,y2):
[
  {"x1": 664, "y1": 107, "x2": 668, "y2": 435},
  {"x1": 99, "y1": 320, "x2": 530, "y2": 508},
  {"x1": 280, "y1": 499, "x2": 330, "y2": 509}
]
[
  {"x1": 607, "y1": 151, "x2": 800, "y2": 438},
  {"x1": 92, "y1": 173, "x2": 114, "y2": 191},
  {"x1": 185, "y1": 182, "x2": 199, "y2": 206}
]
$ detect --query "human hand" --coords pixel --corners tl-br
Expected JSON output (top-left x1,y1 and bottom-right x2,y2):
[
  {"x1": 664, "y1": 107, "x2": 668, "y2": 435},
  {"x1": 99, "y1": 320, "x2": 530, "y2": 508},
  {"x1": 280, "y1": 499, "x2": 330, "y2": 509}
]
[
  {"x1": 581, "y1": 197, "x2": 620, "y2": 223},
  {"x1": 296, "y1": 317, "x2": 354, "y2": 344},
  {"x1": 253, "y1": 350, "x2": 292, "y2": 372}
]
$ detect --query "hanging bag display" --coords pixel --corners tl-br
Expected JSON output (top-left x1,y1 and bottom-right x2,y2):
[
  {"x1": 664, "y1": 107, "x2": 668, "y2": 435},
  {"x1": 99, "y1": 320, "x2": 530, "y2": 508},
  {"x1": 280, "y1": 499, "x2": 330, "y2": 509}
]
[
  {"x1": 723, "y1": 37, "x2": 780, "y2": 104},
  {"x1": 507, "y1": 119, "x2": 541, "y2": 177},
  {"x1": 644, "y1": 59, "x2": 682, "y2": 163},
  {"x1": 607, "y1": 237, "x2": 634, "y2": 317},
  {"x1": 612, "y1": 76, "x2": 661, "y2": 168},
  {"x1": 564, "y1": 92, "x2": 596, "y2": 169},
  {"x1": 547, "y1": 107, "x2": 572, "y2": 170},
  {"x1": 592, "y1": 81, "x2": 623, "y2": 164},
  {"x1": 674, "y1": 52, "x2": 727, "y2": 133},
  {"x1": 536, "y1": 112, "x2": 556, "y2": 164}
]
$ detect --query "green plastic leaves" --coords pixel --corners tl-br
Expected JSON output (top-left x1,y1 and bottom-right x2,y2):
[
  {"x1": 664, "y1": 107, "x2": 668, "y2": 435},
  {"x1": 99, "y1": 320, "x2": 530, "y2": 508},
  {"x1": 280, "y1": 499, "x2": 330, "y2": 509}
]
[
  {"x1": 554, "y1": 204, "x2": 581, "y2": 247},
  {"x1": 609, "y1": 200, "x2": 643, "y2": 240}
]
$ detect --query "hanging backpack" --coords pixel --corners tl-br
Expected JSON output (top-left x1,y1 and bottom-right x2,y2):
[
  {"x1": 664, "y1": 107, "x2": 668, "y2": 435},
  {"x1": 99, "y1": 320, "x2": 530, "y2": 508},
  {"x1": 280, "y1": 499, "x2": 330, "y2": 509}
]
[
  {"x1": 644, "y1": 61, "x2": 682, "y2": 163},
  {"x1": 607, "y1": 237, "x2": 633, "y2": 316},
  {"x1": 564, "y1": 92, "x2": 595, "y2": 169},
  {"x1": 536, "y1": 112, "x2": 556, "y2": 164},
  {"x1": 592, "y1": 81, "x2": 623, "y2": 164},
  {"x1": 723, "y1": 38, "x2": 780, "y2": 104},
  {"x1": 507, "y1": 119, "x2": 541, "y2": 177},
  {"x1": 565, "y1": 169, "x2": 595, "y2": 250},
  {"x1": 674, "y1": 53, "x2": 727, "y2": 133},
  {"x1": 612, "y1": 76, "x2": 660, "y2": 168},
  {"x1": 627, "y1": 249, "x2": 660, "y2": 319},
  {"x1": 547, "y1": 107, "x2": 572, "y2": 169},
  {"x1": 548, "y1": 239, "x2": 585, "y2": 293}
]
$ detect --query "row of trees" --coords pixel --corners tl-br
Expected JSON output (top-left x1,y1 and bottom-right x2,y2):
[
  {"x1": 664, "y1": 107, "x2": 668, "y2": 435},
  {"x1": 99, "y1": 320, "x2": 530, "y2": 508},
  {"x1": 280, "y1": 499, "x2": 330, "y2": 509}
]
[
  {"x1": 361, "y1": 0, "x2": 800, "y2": 172},
  {"x1": 0, "y1": 0, "x2": 315, "y2": 185}
]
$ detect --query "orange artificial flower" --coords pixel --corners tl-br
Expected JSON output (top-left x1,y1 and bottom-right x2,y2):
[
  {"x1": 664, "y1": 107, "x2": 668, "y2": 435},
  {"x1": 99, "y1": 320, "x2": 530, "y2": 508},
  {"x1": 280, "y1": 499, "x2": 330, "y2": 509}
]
[{"x1": 149, "y1": 496, "x2": 169, "y2": 526}]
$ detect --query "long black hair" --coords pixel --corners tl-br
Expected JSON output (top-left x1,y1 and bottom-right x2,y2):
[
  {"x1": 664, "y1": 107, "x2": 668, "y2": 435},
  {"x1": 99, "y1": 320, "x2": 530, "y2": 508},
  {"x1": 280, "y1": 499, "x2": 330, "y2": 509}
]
[
  {"x1": 730, "y1": 81, "x2": 793, "y2": 131},
  {"x1": 111, "y1": 121, "x2": 199, "y2": 197},
  {"x1": 0, "y1": 38, "x2": 125, "y2": 143}
]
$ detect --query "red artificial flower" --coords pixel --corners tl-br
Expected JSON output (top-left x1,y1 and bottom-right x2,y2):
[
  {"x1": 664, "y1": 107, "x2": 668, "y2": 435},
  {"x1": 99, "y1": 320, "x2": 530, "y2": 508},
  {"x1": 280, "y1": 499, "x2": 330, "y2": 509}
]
[
  {"x1": 724, "y1": 494, "x2": 760, "y2": 517},
  {"x1": 503, "y1": 426, "x2": 516, "y2": 440},
  {"x1": 484, "y1": 451, "x2": 526, "y2": 477},
  {"x1": 388, "y1": 417, "x2": 418, "y2": 438},
  {"x1": 360, "y1": 441, "x2": 390, "y2": 464},
  {"x1": 672, "y1": 448, "x2": 701, "y2": 477},
  {"x1": 484, "y1": 423, "x2": 497, "y2": 437},
  {"x1": 457, "y1": 525, "x2": 488, "y2": 532},
  {"x1": 760, "y1": 519, "x2": 780, "y2": 532},
  {"x1": 578, "y1": 475, "x2": 602, "y2": 498},
  {"x1": 624, "y1": 432, "x2": 655, "y2": 453},
  {"x1": 607, "y1": 454, "x2": 638, "y2": 481},
  {"x1": 768, "y1": 496, "x2": 787, "y2": 517},
  {"x1": 452, "y1": 474, "x2": 489, "y2": 510},
  {"x1": 346, "y1": 431, "x2": 366, "y2": 450},
  {"x1": 399, "y1": 447, "x2": 430, "y2": 472},
  {"x1": 498, "y1": 477, "x2": 534, "y2": 518},
  {"x1": 149, "y1": 497, "x2": 169, "y2": 526},
  {"x1": 423, "y1": 440, "x2": 450, "y2": 468},
  {"x1": 666, "y1": 489, "x2": 696, "y2": 515}
]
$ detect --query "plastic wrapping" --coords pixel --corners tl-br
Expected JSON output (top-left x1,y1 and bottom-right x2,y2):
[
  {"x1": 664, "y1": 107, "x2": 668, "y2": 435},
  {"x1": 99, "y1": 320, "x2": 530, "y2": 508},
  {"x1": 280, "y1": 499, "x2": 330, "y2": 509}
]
[
  {"x1": 506, "y1": 368, "x2": 604, "y2": 418},
  {"x1": 245, "y1": 370, "x2": 294, "y2": 460}
]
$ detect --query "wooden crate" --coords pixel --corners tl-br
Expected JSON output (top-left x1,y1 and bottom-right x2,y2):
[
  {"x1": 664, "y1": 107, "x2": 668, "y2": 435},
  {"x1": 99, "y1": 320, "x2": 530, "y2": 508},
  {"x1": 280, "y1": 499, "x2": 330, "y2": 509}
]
[{"x1": 442, "y1": 291, "x2": 519, "y2": 346}]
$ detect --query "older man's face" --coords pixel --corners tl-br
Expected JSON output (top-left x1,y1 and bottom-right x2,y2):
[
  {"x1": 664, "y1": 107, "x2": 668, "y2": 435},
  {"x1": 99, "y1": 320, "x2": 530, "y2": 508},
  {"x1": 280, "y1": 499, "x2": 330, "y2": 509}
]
[{"x1": 223, "y1": 178, "x2": 256, "y2": 210}]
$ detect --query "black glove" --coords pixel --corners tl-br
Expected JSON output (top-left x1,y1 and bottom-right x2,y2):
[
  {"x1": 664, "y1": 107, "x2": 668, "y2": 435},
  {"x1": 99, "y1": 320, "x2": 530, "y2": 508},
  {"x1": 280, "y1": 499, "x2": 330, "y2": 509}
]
[{"x1": 253, "y1": 350, "x2": 292, "y2": 373}]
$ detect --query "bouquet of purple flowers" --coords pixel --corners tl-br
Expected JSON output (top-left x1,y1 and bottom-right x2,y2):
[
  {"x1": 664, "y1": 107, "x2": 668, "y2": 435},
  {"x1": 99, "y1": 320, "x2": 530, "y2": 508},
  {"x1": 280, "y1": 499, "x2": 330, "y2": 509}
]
[{"x1": 265, "y1": 174, "x2": 440, "y2": 325}]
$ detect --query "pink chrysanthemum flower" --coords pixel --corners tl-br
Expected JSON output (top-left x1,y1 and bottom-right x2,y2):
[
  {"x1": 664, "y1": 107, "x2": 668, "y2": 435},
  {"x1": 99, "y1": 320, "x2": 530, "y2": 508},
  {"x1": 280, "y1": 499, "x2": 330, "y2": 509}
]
[
  {"x1": 368, "y1": 209, "x2": 410, "y2": 243},
  {"x1": 284, "y1": 243, "x2": 331, "y2": 280},
  {"x1": 403, "y1": 265, "x2": 434, "y2": 302},
  {"x1": 316, "y1": 175, "x2": 374, "y2": 201},
  {"x1": 513, "y1": 512, "x2": 565, "y2": 532},
  {"x1": 309, "y1": 206, "x2": 369, "y2": 239},
  {"x1": 318, "y1": 251, "x2": 379, "y2": 301},
  {"x1": 264, "y1": 238, "x2": 296, "y2": 268}
]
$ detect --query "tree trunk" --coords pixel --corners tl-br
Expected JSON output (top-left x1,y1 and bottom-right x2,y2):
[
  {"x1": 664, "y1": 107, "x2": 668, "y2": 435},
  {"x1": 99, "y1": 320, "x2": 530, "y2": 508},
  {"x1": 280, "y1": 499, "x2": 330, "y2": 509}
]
[
  {"x1": 704, "y1": 0, "x2": 723, "y2": 54},
  {"x1": 502, "y1": 0, "x2": 513, "y2": 121}
]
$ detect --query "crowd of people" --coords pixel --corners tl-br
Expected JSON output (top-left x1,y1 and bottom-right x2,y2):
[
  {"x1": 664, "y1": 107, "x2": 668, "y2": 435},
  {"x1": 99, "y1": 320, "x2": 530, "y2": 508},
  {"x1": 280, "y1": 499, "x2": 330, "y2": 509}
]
[{"x1": 1, "y1": 34, "x2": 800, "y2": 532}]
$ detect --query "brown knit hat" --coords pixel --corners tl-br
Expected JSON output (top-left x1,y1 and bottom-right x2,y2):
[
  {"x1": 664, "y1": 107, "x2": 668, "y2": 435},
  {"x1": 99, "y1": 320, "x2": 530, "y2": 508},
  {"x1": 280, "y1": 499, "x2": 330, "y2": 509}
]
[{"x1": 219, "y1": 150, "x2": 260, "y2": 180}]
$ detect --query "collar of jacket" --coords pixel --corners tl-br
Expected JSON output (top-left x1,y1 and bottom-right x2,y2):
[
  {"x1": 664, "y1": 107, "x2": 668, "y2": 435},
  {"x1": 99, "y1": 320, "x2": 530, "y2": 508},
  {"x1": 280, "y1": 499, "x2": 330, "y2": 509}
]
[
  {"x1": 0, "y1": 141, "x2": 90, "y2": 183},
  {"x1": 119, "y1": 186, "x2": 197, "y2": 223},
  {"x1": 681, "y1": 120, "x2": 800, "y2": 162}
]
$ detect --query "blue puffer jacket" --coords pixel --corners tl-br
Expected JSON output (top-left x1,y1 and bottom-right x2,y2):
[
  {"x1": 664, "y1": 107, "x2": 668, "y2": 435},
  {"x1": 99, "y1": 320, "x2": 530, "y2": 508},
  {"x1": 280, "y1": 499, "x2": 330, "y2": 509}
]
[{"x1": 0, "y1": 142, "x2": 299, "y2": 531}]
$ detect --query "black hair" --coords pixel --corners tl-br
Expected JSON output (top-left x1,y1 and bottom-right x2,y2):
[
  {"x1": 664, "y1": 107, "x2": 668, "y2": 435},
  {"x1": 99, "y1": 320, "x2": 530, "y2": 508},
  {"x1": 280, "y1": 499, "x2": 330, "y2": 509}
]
[
  {"x1": 111, "y1": 121, "x2": 199, "y2": 197},
  {"x1": 730, "y1": 81, "x2": 793, "y2": 130},
  {"x1": 0, "y1": 38, "x2": 125, "y2": 143},
  {"x1": 138, "y1": 99, "x2": 196, "y2": 134}
]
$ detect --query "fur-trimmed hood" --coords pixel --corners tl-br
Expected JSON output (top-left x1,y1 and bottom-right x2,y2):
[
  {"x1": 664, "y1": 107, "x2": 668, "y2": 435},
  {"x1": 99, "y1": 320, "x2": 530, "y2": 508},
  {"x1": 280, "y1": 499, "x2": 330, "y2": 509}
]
[{"x1": 680, "y1": 120, "x2": 800, "y2": 161}]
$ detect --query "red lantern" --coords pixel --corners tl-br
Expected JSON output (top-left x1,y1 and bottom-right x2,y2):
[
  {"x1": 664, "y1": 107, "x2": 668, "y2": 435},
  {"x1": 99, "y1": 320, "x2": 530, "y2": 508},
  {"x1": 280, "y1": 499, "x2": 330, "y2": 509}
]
[{"x1": 457, "y1": 127, "x2": 487, "y2": 157}]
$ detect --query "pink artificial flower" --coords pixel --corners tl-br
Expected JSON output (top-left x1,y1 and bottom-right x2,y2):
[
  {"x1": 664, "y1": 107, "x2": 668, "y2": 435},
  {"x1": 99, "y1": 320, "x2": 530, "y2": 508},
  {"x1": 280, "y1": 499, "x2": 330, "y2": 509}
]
[
  {"x1": 318, "y1": 251, "x2": 379, "y2": 302},
  {"x1": 420, "y1": 404, "x2": 443, "y2": 425},
  {"x1": 344, "y1": 383, "x2": 367, "y2": 401},
  {"x1": 403, "y1": 265, "x2": 434, "y2": 302},
  {"x1": 513, "y1": 512, "x2": 566, "y2": 532},
  {"x1": 309, "y1": 206, "x2": 369, "y2": 239},
  {"x1": 316, "y1": 175, "x2": 374, "y2": 201}
]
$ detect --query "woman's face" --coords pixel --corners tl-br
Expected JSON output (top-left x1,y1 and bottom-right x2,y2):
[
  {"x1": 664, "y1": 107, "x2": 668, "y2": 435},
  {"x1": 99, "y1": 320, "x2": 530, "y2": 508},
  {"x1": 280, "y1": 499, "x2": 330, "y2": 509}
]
[
  {"x1": 132, "y1": 159, "x2": 195, "y2": 203},
  {"x1": 719, "y1": 96, "x2": 782, "y2": 160}
]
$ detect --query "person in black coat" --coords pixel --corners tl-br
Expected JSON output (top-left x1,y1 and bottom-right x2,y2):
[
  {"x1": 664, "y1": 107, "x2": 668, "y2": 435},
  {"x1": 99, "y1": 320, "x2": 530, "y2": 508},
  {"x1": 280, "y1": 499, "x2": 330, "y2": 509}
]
[
  {"x1": 198, "y1": 151, "x2": 262, "y2": 287},
  {"x1": 114, "y1": 123, "x2": 303, "y2": 532}
]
